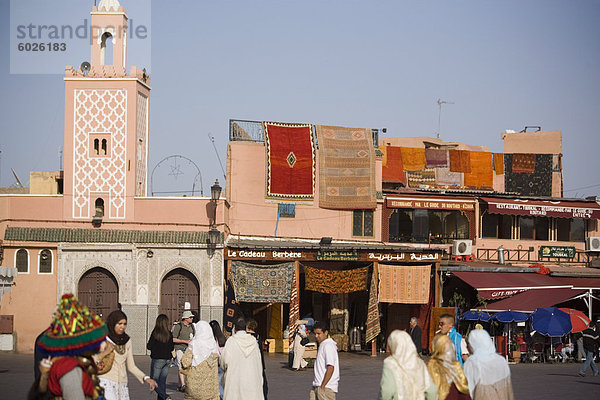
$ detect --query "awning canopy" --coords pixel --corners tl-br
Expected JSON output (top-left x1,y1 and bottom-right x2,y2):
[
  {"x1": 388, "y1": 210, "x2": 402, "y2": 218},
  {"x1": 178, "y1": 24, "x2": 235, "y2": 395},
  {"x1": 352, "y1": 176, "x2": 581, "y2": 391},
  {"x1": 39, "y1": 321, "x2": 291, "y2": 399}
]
[
  {"x1": 481, "y1": 197, "x2": 600, "y2": 219},
  {"x1": 554, "y1": 277, "x2": 600, "y2": 290},
  {"x1": 477, "y1": 288, "x2": 587, "y2": 312},
  {"x1": 452, "y1": 271, "x2": 572, "y2": 299}
]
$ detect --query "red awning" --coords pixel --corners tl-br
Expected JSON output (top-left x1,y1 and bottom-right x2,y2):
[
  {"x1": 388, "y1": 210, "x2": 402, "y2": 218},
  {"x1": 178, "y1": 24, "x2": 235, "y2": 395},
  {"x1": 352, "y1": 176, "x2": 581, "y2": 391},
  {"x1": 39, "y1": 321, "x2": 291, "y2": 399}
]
[
  {"x1": 453, "y1": 271, "x2": 572, "y2": 299},
  {"x1": 477, "y1": 288, "x2": 587, "y2": 312},
  {"x1": 553, "y1": 277, "x2": 600, "y2": 290},
  {"x1": 481, "y1": 197, "x2": 600, "y2": 220}
]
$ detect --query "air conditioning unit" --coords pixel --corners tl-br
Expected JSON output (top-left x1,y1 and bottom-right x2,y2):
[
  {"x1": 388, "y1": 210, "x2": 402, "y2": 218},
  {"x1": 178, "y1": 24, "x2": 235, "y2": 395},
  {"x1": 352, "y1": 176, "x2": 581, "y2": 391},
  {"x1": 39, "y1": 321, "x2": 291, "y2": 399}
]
[
  {"x1": 586, "y1": 237, "x2": 600, "y2": 251},
  {"x1": 452, "y1": 240, "x2": 473, "y2": 256}
]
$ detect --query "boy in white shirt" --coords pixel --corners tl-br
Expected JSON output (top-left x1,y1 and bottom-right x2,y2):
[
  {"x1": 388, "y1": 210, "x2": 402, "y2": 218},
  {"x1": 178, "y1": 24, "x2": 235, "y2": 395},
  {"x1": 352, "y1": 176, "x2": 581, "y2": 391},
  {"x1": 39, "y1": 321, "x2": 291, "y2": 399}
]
[{"x1": 310, "y1": 321, "x2": 340, "y2": 400}]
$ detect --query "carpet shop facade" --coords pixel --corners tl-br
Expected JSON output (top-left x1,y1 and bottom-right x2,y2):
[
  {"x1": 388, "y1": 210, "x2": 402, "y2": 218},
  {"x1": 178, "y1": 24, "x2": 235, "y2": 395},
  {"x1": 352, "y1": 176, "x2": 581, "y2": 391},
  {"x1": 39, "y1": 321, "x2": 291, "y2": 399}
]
[{"x1": 223, "y1": 235, "x2": 443, "y2": 353}]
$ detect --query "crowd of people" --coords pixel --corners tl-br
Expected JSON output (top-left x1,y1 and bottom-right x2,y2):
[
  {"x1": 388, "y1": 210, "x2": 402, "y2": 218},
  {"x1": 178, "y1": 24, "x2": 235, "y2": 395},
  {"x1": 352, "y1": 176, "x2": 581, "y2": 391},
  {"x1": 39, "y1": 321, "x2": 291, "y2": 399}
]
[
  {"x1": 34, "y1": 294, "x2": 600, "y2": 400},
  {"x1": 30, "y1": 294, "x2": 269, "y2": 400},
  {"x1": 377, "y1": 314, "x2": 514, "y2": 400}
]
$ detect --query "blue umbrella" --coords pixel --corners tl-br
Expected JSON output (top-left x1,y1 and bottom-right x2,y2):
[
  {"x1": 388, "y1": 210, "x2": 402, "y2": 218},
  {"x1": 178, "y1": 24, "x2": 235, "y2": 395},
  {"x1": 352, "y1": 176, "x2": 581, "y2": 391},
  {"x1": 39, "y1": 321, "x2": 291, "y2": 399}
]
[
  {"x1": 531, "y1": 307, "x2": 572, "y2": 337},
  {"x1": 460, "y1": 310, "x2": 491, "y2": 322},
  {"x1": 492, "y1": 310, "x2": 529, "y2": 323}
]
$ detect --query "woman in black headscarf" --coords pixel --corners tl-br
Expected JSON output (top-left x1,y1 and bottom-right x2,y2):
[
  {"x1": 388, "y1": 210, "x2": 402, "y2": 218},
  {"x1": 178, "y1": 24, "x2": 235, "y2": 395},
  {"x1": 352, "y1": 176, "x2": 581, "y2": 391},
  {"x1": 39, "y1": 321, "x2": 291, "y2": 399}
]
[{"x1": 98, "y1": 310, "x2": 157, "y2": 400}]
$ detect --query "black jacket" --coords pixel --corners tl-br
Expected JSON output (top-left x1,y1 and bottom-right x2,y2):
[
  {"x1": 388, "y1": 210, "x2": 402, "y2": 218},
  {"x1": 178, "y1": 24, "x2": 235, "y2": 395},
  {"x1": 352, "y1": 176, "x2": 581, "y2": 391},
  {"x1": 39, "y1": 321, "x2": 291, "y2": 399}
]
[
  {"x1": 581, "y1": 327, "x2": 599, "y2": 353},
  {"x1": 410, "y1": 325, "x2": 422, "y2": 353}
]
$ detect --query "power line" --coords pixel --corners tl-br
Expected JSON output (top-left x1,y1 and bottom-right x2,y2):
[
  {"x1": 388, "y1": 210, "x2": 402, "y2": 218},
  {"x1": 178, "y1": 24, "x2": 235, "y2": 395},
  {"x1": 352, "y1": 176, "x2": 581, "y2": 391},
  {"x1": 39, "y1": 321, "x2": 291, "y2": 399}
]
[{"x1": 563, "y1": 183, "x2": 600, "y2": 192}]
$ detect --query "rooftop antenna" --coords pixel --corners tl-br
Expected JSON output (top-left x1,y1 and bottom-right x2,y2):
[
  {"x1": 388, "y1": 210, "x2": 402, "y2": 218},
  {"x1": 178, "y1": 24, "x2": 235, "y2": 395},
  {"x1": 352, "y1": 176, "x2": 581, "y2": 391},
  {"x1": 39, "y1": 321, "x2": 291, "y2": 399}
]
[
  {"x1": 437, "y1": 98, "x2": 454, "y2": 139},
  {"x1": 11, "y1": 168, "x2": 23, "y2": 188},
  {"x1": 58, "y1": 146, "x2": 63, "y2": 170},
  {"x1": 208, "y1": 133, "x2": 226, "y2": 181}
]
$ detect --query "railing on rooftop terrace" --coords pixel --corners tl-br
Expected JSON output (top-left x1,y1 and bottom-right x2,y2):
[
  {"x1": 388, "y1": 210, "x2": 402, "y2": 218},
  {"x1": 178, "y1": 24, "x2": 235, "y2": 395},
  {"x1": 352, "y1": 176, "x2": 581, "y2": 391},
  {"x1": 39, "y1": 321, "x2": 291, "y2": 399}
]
[
  {"x1": 229, "y1": 119, "x2": 379, "y2": 149},
  {"x1": 476, "y1": 248, "x2": 591, "y2": 264}
]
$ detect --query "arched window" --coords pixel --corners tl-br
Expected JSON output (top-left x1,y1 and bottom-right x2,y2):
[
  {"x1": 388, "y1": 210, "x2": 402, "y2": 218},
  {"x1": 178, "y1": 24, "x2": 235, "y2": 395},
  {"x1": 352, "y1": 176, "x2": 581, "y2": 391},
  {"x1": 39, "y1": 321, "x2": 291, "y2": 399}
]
[
  {"x1": 39, "y1": 249, "x2": 52, "y2": 274},
  {"x1": 94, "y1": 138, "x2": 100, "y2": 155},
  {"x1": 389, "y1": 209, "x2": 413, "y2": 242},
  {"x1": 15, "y1": 249, "x2": 29, "y2": 273},
  {"x1": 95, "y1": 198, "x2": 105, "y2": 218},
  {"x1": 101, "y1": 139, "x2": 107, "y2": 155},
  {"x1": 100, "y1": 32, "x2": 114, "y2": 65}
]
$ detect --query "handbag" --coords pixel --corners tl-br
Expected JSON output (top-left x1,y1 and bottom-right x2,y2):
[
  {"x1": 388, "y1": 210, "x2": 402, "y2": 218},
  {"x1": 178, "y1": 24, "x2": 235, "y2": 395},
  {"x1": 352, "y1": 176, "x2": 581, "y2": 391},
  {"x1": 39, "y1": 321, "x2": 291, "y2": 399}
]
[{"x1": 97, "y1": 350, "x2": 114, "y2": 375}]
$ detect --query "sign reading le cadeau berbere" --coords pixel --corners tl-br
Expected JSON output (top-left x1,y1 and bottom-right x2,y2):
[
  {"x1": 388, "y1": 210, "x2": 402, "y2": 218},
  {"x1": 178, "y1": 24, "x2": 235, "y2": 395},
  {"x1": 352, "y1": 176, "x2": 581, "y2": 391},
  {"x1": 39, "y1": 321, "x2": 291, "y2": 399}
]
[{"x1": 225, "y1": 249, "x2": 440, "y2": 262}]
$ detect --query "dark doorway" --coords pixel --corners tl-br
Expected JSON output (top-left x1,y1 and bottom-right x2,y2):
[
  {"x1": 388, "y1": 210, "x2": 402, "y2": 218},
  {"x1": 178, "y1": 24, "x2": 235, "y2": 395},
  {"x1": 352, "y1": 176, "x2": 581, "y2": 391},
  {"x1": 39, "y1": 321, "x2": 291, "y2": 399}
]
[
  {"x1": 160, "y1": 268, "x2": 200, "y2": 325},
  {"x1": 78, "y1": 267, "x2": 119, "y2": 320}
]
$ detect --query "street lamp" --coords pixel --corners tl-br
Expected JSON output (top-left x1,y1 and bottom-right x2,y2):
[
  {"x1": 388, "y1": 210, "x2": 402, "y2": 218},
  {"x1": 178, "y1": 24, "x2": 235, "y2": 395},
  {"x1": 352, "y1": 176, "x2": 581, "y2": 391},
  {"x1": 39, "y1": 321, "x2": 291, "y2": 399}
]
[
  {"x1": 211, "y1": 179, "x2": 222, "y2": 202},
  {"x1": 207, "y1": 179, "x2": 222, "y2": 256}
]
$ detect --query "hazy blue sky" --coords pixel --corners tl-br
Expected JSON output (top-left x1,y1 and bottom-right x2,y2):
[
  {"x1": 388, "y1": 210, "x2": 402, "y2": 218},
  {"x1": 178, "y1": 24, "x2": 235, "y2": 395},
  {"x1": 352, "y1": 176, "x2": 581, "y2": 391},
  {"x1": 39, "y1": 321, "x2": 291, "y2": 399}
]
[{"x1": 1, "y1": 0, "x2": 599, "y2": 198}]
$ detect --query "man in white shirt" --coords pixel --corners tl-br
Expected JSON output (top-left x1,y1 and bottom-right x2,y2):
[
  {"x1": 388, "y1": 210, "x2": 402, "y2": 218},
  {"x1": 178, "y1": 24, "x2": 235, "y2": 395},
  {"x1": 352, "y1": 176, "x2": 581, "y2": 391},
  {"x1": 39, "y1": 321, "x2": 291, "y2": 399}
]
[{"x1": 310, "y1": 321, "x2": 339, "y2": 400}]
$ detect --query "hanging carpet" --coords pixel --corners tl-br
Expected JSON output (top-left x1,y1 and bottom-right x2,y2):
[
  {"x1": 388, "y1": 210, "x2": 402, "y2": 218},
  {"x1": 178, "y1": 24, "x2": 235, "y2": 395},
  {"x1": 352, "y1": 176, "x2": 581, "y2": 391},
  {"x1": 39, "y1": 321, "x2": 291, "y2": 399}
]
[
  {"x1": 288, "y1": 265, "x2": 300, "y2": 346},
  {"x1": 425, "y1": 148, "x2": 448, "y2": 168},
  {"x1": 435, "y1": 167, "x2": 463, "y2": 186},
  {"x1": 406, "y1": 168, "x2": 436, "y2": 188},
  {"x1": 304, "y1": 266, "x2": 368, "y2": 294},
  {"x1": 493, "y1": 153, "x2": 505, "y2": 175},
  {"x1": 504, "y1": 154, "x2": 552, "y2": 196},
  {"x1": 378, "y1": 264, "x2": 431, "y2": 304},
  {"x1": 463, "y1": 151, "x2": 493, "y2": 188},
  {"x1": 223, "y1": 280, "x2": 237, "y2": 334},
  {"x1": 264, "y1": 122, "x2": 315, "y2": 199},
  {"x1": 382, "y1": 146, "x2": 406, "y2": 184},
  {"x1": 365, "y1": 267, "x2": 381, "y2": 343},
  {"x1": 511, "y1": 153, "x2": 536, "y2": 173},
  {"x1": 400, "y1": 147, "x2": 426, "y2": 171},
  {"x1": 231, "y1": 261, "x2": 294, "y2": 303},
  {"x1": 449, "y1": 150, "x2": 472, "y2": 173},
  {"x1": 316, "y1": 125, "x2": 376, "y2": 209}
]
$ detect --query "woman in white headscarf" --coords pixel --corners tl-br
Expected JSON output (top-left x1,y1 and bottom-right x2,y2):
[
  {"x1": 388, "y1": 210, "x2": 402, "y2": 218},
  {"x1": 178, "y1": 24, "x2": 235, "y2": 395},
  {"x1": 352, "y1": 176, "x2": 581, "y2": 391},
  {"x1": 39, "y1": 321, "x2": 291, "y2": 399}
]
[
  {"x1": 463, "y1": 329, "x2": 514, "y2": 400},
  {"x1": 292, "y1": 324, "x2": 309, "y2": 371},
  {"x1": 377, "y1": 330, "x2": 438, "y2": 400},
  {"x1": 180, "y1": 321, "x2": 220, "y2": 400}
]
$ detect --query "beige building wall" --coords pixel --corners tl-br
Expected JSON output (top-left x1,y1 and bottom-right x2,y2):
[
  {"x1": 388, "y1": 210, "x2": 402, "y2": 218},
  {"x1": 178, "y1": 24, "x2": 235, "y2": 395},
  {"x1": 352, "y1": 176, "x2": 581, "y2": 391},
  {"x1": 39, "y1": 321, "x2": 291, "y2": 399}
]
[{"x1": 227, "y1": 141, "x2": 382, "y2": 241}]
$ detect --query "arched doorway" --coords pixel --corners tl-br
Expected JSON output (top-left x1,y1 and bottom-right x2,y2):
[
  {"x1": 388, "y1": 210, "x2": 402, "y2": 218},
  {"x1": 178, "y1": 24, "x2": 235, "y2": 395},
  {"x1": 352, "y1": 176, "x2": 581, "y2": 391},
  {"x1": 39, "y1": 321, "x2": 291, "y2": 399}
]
[
  {"x1": 78, "y1": 267, "x2": 119, "y2": 320},
  {"x1": 160, "y1": 268, "x2": 200, "y2": 325}
]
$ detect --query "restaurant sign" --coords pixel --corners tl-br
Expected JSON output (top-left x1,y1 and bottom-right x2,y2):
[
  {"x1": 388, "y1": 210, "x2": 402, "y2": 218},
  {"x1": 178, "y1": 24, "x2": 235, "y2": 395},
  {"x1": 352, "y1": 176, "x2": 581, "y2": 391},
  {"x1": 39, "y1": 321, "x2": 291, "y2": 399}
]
[
  {"x1": 387, "y1": 198, "x2": 474, "y2": 211},
  {"x1": 539, "y1": 246, "x2": 576, "y2": 259}
]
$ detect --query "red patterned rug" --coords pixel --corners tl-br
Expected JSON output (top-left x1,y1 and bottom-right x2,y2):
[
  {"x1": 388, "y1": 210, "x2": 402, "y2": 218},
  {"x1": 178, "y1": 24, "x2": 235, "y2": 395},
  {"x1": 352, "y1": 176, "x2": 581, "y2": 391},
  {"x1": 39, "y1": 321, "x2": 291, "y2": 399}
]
[{"x1": 264, "y1": 123, "x2": 315, "y2": 199}]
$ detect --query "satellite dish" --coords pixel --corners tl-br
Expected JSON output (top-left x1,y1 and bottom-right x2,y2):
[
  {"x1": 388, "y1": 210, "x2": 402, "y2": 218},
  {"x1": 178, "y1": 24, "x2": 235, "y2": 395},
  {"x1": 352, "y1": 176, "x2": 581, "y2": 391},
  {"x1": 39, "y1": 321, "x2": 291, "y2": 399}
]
[
  {"x1": 80, "y1": 61, "x2": 91, "y2": 76},
  {"x1": 11, "y1": 168, "x2": 23, "y2": 188}
]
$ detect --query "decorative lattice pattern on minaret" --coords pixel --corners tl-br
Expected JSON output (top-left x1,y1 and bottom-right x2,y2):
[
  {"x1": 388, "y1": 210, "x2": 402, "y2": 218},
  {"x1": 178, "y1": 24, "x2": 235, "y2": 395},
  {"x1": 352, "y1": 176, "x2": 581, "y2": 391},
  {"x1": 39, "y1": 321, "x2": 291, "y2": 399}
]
[
  {"x1": 135, "y1": 92, "x2": 148, "y2": 196},
  {"x1": 73, "y1": 89, "x2": 127, "y2": 219}
]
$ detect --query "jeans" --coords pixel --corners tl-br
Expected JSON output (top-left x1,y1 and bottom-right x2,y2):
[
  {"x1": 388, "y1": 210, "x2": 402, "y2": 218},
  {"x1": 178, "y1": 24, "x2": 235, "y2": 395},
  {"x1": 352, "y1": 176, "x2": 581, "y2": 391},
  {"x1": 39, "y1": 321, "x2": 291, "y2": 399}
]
[
  {"x1": 218, "y1": 365, "x2": 224, "y2": 399},
  {"x1": 579, "y1": 350, "x2": 598, "y2": 376},
  {"x1": 151, "y1": 358, "x2": 171, "y2": 400}
]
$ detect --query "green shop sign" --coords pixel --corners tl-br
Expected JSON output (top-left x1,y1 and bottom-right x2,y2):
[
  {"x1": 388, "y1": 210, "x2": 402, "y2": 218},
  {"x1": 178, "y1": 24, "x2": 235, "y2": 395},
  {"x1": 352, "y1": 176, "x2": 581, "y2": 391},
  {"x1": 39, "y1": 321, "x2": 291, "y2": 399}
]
[{"x1": 539, "y1": 246, "x2": 576, "y2": 259}]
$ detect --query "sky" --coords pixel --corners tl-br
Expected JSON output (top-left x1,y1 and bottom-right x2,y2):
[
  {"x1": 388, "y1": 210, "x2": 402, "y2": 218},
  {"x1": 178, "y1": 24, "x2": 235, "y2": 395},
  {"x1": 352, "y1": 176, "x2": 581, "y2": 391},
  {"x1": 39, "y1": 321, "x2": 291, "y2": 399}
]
[{"x1": 1, "y1": 0, "x2": 599, "y2": 198}]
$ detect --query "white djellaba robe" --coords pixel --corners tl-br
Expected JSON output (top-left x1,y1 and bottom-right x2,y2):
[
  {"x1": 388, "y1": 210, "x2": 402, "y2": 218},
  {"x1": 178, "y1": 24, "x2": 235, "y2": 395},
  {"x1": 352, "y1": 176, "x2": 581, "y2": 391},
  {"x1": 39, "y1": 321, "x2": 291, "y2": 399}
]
[{"x1": 220, "y1": 330, "x2": 264, "y2": 400}]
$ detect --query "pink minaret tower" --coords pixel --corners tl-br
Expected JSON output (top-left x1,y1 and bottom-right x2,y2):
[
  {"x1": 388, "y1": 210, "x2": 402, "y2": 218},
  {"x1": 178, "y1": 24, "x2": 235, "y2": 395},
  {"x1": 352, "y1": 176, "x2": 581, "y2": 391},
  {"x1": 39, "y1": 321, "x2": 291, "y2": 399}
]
[{"x1": 63, "y1": 0, "x2": 150, "y2": 223}]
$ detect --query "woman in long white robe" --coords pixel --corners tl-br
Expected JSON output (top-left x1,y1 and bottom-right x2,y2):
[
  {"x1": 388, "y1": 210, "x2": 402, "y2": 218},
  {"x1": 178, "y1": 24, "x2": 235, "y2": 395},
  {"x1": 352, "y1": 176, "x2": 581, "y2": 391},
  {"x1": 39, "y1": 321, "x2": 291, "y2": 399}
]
[{"x1": 292, "y1": 324, "x2": 308, "y2": 370}]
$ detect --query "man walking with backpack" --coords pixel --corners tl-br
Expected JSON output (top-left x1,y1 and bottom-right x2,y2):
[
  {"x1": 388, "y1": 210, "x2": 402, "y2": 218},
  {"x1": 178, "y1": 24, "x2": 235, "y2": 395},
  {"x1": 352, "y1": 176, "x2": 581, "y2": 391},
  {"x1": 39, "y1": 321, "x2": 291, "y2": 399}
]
[
  {"x1": 578, "y1": 321, "x2": 599, "y2": 377},
  {"x1": 173, "y1": 310, "x2": 195, "y2": 392}
]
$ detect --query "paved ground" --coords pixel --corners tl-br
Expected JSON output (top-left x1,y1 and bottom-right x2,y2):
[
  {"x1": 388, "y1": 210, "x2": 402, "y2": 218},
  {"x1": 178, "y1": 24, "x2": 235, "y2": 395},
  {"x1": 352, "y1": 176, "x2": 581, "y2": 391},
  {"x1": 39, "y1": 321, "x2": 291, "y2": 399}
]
[{"x1": 1, "y1": 351, "x2": 599, "y2": 399}]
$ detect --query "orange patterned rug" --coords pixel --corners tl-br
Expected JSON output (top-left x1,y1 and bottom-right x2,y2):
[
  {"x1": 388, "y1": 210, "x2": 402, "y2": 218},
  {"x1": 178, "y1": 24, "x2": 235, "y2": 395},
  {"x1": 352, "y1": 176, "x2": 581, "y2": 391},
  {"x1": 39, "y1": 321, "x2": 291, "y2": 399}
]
[
  {"x1": 316, "y1": 125, "x2": 376, "y2": 209},
  {"x1": 304, "y1": 266, "x2": 368, "y2": 293},
  {"x1": 378, "y1": 264, "x2": 431, "y2": 304}
]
